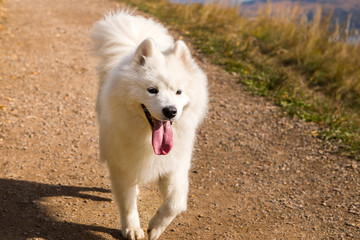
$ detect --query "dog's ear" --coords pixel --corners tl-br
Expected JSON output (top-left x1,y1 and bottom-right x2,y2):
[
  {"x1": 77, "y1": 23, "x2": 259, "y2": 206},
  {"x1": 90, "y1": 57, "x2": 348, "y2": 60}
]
[
  {"x1": 173, "y1": 40, "x2": 193, "y2": 71},
  {"x1": 134, "y1": 38, "x2": 156, "y2": 66}
]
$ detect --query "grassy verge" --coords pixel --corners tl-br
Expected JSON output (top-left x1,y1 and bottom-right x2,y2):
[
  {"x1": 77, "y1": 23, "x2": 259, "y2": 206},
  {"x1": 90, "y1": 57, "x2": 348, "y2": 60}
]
[{"x1": 122, "y1": 0, "x2": 360, "y2": 159}]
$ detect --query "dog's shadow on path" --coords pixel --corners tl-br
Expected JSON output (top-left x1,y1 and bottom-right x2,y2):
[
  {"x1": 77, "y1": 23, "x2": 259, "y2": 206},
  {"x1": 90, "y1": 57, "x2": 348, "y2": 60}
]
[{"x1": 0, "y1": 178, "x2": 125, "y2": 240}]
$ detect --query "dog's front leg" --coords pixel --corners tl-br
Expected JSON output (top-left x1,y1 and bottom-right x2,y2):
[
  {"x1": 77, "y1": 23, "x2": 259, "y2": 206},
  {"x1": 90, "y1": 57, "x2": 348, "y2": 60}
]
[
  {"x1": 110, "y1": 172, "x2": 145, "y2": 240},
  {"x1": 148, "y1": 169, "x2": 189, "y2": 240}
]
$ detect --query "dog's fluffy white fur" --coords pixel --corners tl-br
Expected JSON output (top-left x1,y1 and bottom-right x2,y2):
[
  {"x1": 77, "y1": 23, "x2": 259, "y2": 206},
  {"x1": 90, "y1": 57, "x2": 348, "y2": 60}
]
[{"x1": 91, "y1": 10, "x2": 208, "y2": 240}]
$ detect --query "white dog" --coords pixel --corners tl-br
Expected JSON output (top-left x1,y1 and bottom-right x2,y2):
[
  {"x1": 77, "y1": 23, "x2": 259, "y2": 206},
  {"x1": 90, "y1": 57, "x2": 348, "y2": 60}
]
[{"x1": 91, "y1": 10, "x2": 208, "y2": 240}]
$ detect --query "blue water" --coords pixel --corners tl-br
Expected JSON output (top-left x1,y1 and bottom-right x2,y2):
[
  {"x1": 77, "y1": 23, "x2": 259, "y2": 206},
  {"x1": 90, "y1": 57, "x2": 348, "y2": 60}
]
[{"x1": 171, "y1": 0, "x2": 252, "y2": 4}]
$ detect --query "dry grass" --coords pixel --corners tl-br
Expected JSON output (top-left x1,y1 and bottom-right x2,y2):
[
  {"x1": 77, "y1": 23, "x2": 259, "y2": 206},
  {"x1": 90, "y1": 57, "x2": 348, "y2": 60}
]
[{"x1": 124, "y1": 0, "x2": 360, "y2": 158}]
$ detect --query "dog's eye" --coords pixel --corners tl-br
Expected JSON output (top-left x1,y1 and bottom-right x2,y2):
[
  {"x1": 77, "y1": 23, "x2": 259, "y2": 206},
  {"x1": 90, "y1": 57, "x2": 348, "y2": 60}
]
[
  {"x1": 176, "y1": 89, "x2": 182, "y2": 95},
  {"x1": 147, "y1": 87, "x2": 159, "y2": 94}
]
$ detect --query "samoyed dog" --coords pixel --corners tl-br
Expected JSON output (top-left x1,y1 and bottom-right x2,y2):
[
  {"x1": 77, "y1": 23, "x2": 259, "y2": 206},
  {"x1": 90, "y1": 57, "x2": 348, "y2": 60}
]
[{"x1": 90, "y1": 10, "x2": 208, "y2": 240}]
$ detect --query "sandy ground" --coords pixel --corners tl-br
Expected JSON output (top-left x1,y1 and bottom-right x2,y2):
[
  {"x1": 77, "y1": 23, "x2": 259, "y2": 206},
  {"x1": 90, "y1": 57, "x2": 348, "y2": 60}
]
[{"x1": 0, "y1": 0, "x2": 359, "y2": 239}]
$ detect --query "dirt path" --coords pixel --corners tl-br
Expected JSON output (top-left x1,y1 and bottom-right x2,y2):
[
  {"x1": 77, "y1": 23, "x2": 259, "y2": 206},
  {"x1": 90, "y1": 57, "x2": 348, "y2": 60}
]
[{"x1": 0, "y1": 0, "x2": 359, "y2": 239}]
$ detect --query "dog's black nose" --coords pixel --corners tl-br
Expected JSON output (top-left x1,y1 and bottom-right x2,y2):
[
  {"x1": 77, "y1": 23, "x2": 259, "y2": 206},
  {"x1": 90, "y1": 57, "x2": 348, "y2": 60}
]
[{"x1": 163, "y1": 106, "x2": 177, "y2": 119}]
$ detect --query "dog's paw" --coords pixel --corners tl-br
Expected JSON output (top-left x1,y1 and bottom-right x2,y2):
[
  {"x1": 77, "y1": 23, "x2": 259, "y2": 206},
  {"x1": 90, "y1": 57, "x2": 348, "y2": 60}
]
[
  {"x1": 122, "y1": 227, "x2": 145, "y2": 240},
  {"x1": 147, "y1": 228, "x2": 163, "y2": 240}
]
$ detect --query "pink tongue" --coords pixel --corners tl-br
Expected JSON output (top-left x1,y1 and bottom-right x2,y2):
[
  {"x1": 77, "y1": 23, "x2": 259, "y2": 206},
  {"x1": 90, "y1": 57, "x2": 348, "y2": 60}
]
[{"x1": 152, "y1": 120, "x2": 173, "y2": 155}]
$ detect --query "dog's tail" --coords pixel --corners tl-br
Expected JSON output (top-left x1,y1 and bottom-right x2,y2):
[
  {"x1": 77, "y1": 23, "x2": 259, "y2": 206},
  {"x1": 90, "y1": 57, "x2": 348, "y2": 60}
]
[{"x1": 90, "y1": 9, "x2": 174, "y2": 86}]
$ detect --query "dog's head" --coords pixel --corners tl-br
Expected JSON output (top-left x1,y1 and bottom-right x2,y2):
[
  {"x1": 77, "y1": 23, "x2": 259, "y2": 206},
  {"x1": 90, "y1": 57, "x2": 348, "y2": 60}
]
[{"x1": 122, "y1": 38, "x2": 205, "y2": 155}]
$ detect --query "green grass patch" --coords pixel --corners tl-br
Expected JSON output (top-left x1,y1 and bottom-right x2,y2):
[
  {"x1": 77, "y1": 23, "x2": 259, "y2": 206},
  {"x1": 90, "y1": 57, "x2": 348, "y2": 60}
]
[{"x1": 122, "y1": 0, "x2": 360, "y2": 159}]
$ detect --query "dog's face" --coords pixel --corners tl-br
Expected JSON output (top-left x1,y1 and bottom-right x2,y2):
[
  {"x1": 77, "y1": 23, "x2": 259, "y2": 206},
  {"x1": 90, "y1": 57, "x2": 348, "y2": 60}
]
[
  {"x1": 125, "y1": 38, "x2": 196, "y2": 155},
  {"x1": 133, "y1": 39, "x2": 193, "y2": 121}
]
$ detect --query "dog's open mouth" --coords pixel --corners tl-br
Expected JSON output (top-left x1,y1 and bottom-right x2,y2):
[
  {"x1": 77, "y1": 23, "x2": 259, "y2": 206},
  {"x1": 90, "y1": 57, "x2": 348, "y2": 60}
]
[{"x1": 142, "y1": 104, "x2": 173, "y2": 155}]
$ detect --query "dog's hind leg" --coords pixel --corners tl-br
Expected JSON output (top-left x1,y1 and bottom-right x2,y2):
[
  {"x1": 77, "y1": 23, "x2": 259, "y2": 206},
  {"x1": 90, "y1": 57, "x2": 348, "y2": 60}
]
[
  {"x1": 148, "y1": 169, "x2": 189, "y2": 240},
  {"x1": 110, "y1": 173, "x2": 145, "y2": 240}
]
